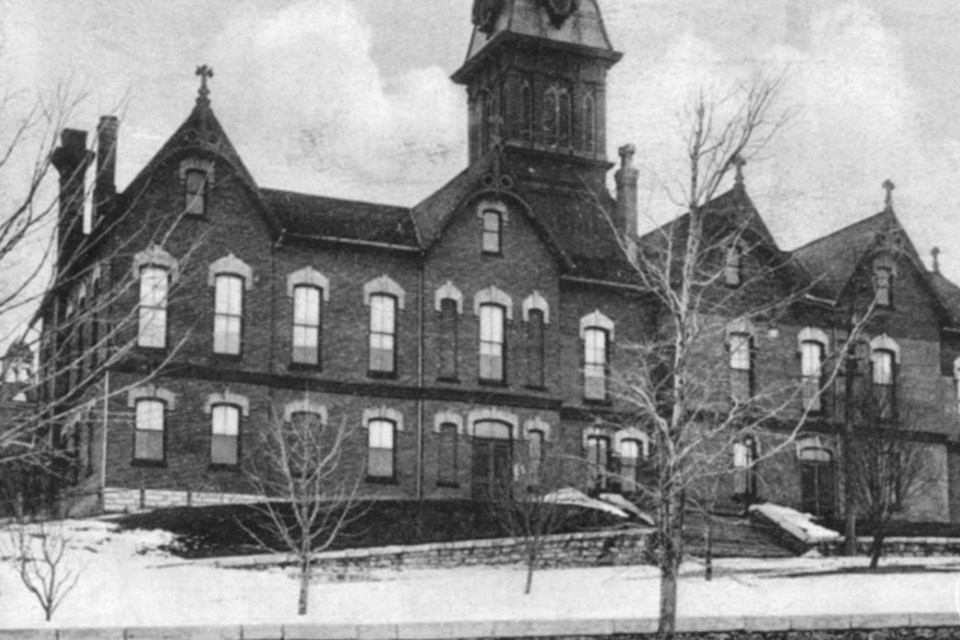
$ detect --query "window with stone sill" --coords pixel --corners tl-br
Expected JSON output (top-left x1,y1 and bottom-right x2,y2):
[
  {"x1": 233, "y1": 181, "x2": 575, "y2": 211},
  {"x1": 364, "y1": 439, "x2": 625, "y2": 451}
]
[
  {"x1": 367, "y1": 418, "x2": 396, "y2": 481},
  {"x1": 210, "y1": 404, "x2": 240, "y2": 466},
  {"x1": 134, "y1": 398, "x2": 165, "y2": 463}
]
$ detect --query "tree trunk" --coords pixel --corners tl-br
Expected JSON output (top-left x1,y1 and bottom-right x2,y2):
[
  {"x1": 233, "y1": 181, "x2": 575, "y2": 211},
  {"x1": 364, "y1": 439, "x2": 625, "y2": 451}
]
[
  {"x1": 704, "y1": 516, "x2": 713, "y2": 581},
  {"x1": 842, "y1": 352, "x2": 857, "y2": 556},
  {"x1": 524, "y1": 548, "x2": 535, "y2": 595},
  {"x1": 868, "y1": 531, "x2": 885, "y2": 570},
  {"x1": 298, "y1": 555, "x2": 310, "y2": 615},
  {"x1": 657, "y1": 495, "x2": 683, "y2": 640}
]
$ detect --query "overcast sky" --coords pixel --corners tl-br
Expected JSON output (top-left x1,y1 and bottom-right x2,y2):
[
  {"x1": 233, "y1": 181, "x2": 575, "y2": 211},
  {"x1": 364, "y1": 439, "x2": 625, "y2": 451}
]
[{"x1": 3, "y1": 0, "x2": 960, "y2": 293}]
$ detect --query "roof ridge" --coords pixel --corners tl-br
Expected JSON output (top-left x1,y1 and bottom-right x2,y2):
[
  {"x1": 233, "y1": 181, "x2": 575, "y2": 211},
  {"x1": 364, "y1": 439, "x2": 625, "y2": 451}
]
[
  {"x1": 789, "y1": 209, "x2": 890, "y2": 254},
  {"x1": 261, "y1": 187, "x2": 409, "y2": 212}
]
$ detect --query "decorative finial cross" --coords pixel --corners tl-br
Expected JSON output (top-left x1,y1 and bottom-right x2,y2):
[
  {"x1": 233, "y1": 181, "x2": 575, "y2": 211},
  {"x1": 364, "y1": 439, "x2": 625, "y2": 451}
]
[
  {"x1": 932, "y1": 246, "x2": 941, "y2": 274},
  {"x1": 196, "y1": 65, "x2": 214, "y2": 104},
  {"x1": 882, "y1": 179, "x2": 895, "y2": 210},
  {"x1": 732, "y1": 154, "x2": 747, "y2": 186}
]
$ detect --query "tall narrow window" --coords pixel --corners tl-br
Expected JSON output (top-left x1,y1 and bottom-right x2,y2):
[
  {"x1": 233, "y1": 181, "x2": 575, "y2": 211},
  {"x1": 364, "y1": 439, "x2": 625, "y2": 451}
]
[
  {"x1": 558, "y1": 89, "x2": 572, "y2": 148},
  {"x1": 213, "y1": 274, "x2": 243, "y2": 355},
  {"x1": 874, "y1": 266, "x2": 892, "y2": 306},
  {"x1": 543, "y1": 86, "x2": 559, "y2": 146},
  {"x1": 134, "y1": 399, "x2": 165, "y2": 462},
  {"x1": 185, "y1": 169, "x2": 207, "y2": 215},
  {"x1": 367, "y1": 419, "x2": 395, "y2": 480},
  {"x1": 520, "y1": 81, "x2": 533, "y2": 142},
  {"x1": 733, "y1": 437, "x2": 757, "y2": 498},
  {"x1": 801, "y1": 341, "x2": 824, "y2": 412},
  {"x1": 292, "y1": 285, "x2": 322, "y2": 365},
  {"x1": 482, "y1": 210, "x2": 502, "y2": 254},
  {"x1": 479, "y1": 304, "x2": 506, "y2": 382},
  {"x1": 527, "y1": 308, "x2": 545, "y2": 387},
  {"x1": 438, "y1": 298, "x2": 458, "y2": 380},
  {"x1": 725, "y1": 244, "x2": 742, "y2": 287},
  {"x1": 210, "y1": 404, "x2": 240, "y2": 466},
  {"x1": 583, "y1": 327, "x2": 608, "y2": 401},
  {"x1": 438, "y1": 423, "x2": 458, "y2": 486},
  {"x1": 138, "y1": 267, "x2": 169, "y2": 349},
  {"x1": 586, "y1": 434, "x2": 610, "y2": 490},
  {"x1": 369, "y1": 294, "x2": 397, "y2": 374},
  {"x1": 729, "y1": 333, "x2": 752, "y2": 402},
  {"x1": 872, "y1": 349, "x2": 895, "y2": 418},
  {"x1": 619, "y1": 439, "x2": 640, "y2": 492},
  {"x1": 528, "y1": 429, "x2": 545, "y2": 484},
  {"x1": 582, "y1": 93, "x2": 596, "y2": 153}
]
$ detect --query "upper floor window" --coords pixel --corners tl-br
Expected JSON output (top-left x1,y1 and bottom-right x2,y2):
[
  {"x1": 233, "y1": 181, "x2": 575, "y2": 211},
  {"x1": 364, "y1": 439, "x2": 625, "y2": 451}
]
[
  {"x1": 438, "y1": 297, "x2": 459, "y2": 380},
  {"x1": 874, "y1": 266, "x2": 893, "y2": 307},
  {"x1": 800, "y1": 340, "x2": 824, "y2": 412},
  {"x1": 179, "y1": 158, "x2": 214, "y2": 216},
  {"x1": 210, "y1": 404, "x2": 240, "y2": 466},
  {"x1": 369, "y1": 294, "x2": 397, "y2": 375},
  {"x1": 185, "y1": 169, "x2": 207, "y2": 215},
  {"x1": 523, "y1": 293, "x2": 549, "y2": 388},
  {"x1": 208, "y1": 254, "x2": 252, "y2": 356},
  {"x1": 872, "y1": 348, "x2": 896, "y2": 418},
  {"x1": 214, "y1": 274, "x2": 244, "y2": 355},
  {"x1": 364, "y1": 276, "x2": 405, "y2": 376},
  {"x1": 725, "y1": 243, "x2": 743, "y2": 287},
  {"x1": 479, "y1": 303, "x2": 506, "y2": 382},
  {"x1": 367, "y1": 418, "x2": 396, "y2": 481},
  {"x1": 729, "y1": 332, "x2": 753, "y2": 402},
  {"x1": 542, "y1": 85, "x2": 571, "y2": 148},
  {"x1": 580, "y1": 311, "x2": 614, "y2": 402},
  {"x1": 520, "y1": 81, "x2": 533, "y2": 142},
  {"x1": 292, "y1": 285, "x2": 322, "y2": 365},
  {"x1": 138, "y1": 266, "x2": 169, "y2": 349},
  {"x1": 482, "y1": 210, "x2": 502, "y2": 254}
]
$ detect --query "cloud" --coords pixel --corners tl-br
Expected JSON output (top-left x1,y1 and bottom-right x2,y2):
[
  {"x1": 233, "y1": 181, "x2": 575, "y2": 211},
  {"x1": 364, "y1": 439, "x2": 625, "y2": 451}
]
[{"x1": 207, "y1": 0, "x2": 465, "y2": 205}]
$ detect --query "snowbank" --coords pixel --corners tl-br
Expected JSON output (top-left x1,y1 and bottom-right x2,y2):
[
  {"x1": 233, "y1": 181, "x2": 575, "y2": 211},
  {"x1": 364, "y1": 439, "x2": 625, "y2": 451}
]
[{"x1": 749, "y1": 503, "x2": 841, "y2": 543}]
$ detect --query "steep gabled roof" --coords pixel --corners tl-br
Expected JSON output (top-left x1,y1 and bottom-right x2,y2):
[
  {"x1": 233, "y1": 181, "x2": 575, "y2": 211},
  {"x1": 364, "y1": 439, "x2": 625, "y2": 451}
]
[
  {"x1": 790, "y1": 208, "x2": 912, "y2": 301},
  {"x1": 929, "y1": 271, "x2": 960, "y2": 326},
  {"x1": 263, "y1": 189, "x2": 419, "y2": 248}
]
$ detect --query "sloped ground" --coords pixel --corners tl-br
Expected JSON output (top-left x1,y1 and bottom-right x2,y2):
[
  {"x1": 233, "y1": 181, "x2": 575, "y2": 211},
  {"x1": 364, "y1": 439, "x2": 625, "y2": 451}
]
[{"x1": 3, "y1": 519, "x2": 957, "y2": 628}]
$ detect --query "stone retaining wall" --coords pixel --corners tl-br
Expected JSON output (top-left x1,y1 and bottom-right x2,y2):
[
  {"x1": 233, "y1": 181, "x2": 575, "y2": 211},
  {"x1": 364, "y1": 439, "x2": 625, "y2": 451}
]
[
  {"x1": 3, "y1": 613, "x2": 958, "y2": 640},
  {"x1": 817, "y1": 536, "x2": 960, "y2": 557},
  {"x1": 208, "y1": 528, "x2": 653, "y2": 578},
  {"x1": 103, "y1": 487, "x2": 261, "y2": 512}
]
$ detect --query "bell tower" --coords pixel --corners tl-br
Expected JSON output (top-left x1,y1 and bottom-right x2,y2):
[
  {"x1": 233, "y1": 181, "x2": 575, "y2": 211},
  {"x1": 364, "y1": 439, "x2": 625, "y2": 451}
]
[{"x1": 453, "y1": 0, "x2": 621, "y2": 186}]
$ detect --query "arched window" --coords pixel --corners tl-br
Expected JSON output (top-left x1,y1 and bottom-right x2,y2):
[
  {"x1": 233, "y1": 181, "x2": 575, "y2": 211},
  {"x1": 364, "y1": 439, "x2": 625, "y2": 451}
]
[
  {"x1": 128, "y1": 386, "x2": 175, "y2": 464},
  {"x1": 479, "y1": 303, "x2": 506, "y2": 383},
  {"x1": 873, "y1": 259, "x2": 895, "y2": 307},
  {"x1": 580, "y1": 311, "x2": 614, "y2": 402},
  {"x1": 558, "y1": 88, "x2": 571, "y2": 148},
  {"x1": 482, "y1": 209, "x2": 502, "y2": 254},
  {"x1": 527, "y1": 428, "x2": 545, "y2": 484},
  {"x1": 367, "y1": 418, "x2": 396, "y2": 480},
  {"x1": 872, "y1": 348, "x2": 896, "y2": 418},
  {"x1": 729, "y1": 332, "x2": 753, "y2": 402},
  {"x1": 725, "y1": 243, "x2": 743, "y2": 287},
  {"x1": 733, "y1": 436, "x2": 758, "y2": 499},
  {"x1": 292, "y1": 285, "x2": 322, "y2": 365},
  {"x1": 619, "y1": 439, "x2": 641, "y2": 492},
  {"x1": 543, "y1": 86, "x2": 559, "y2": 147},
  {"x1": 210, "y1": 404, "x2": 240, "y2": 466},
  {"x1": 526, "y1": 309, "x2": 546, "y2": 388},
  {"x1": 798, "y1": 438, "x2": 836, "y2": 518},
  {"x1": 520, "y1": 81, "x2": 533, "y2": 142},
  {"x1": 437, "y1": 422, "x2": 458, "y2": 487},
  {"x1": 800, "y1": 340, "x2": 824, "y2": 412},
  {"x1": 138, "y1": 266, "x2": 168, "y2": 349},
  {"x1": 185, "y1": 169, "x2": 207, "y2": 215},
  {"x1": 214, "y1": 274, "x2": 244, "y2": 355},
  {"x1": 582, "y1": 93, "x2": 596, "y2": 153},
  {"x1": 585, "y1": 432, "x2": 611, "y2": 491},
  {"x1": 369, "y1": 294, "x2": 398, "y2": 375}
]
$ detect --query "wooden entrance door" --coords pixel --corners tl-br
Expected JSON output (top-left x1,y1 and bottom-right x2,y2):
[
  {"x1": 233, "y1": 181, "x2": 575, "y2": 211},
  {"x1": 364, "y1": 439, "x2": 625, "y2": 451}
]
[{"x1": 800, "y1": 460, "x2": 836, "y2": 519}]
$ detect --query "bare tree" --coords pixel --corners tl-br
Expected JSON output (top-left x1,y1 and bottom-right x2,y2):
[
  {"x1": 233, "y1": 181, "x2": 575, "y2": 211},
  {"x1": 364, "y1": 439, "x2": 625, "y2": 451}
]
[
  {"x1": 485, "y1": 447, "x2": 576, "y2": 594},
  {"x1": 3, "y1": 518, "x2": 81, "y2": 621},
  {"x1": 0, "y1": 89, "x2": 210, "y2": 515},
  {"x1": 245, "y1": 404, "x2": 363, "y2": 615},
  {"x1": 847, "y1": 385, "x2": 939, "y2": 569},
  {"x1": 592, "y1": 75, "x2": 878, "y2": 639}
]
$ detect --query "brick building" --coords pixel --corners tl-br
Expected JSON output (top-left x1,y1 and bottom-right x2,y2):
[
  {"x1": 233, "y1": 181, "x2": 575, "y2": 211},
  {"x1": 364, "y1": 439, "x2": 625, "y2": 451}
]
[{"x1": 38, "y1": 0, "x2": 960, "y2": 521}]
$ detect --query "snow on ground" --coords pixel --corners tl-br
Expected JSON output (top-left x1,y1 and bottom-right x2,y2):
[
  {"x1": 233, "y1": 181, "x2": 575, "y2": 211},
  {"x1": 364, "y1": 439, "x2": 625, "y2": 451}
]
[
  {"x1": 0, "y1": 520, "x2": 958, "y2": 628},
  {"x1": 749, "y1": 503, "x2": 841, "y2": 543}
]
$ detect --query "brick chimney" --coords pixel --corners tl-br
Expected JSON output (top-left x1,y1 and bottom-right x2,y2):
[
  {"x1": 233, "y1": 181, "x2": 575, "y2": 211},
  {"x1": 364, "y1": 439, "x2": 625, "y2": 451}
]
[
  {"x1": 51, "y1": 128, "x2": 93, "y2": 271},
  {"x1": 614, "y1": 143, "x2": 639, "y2": 238},
  {"x1": 95, "y1": 116, "x2": 118, "y2": 210}
]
